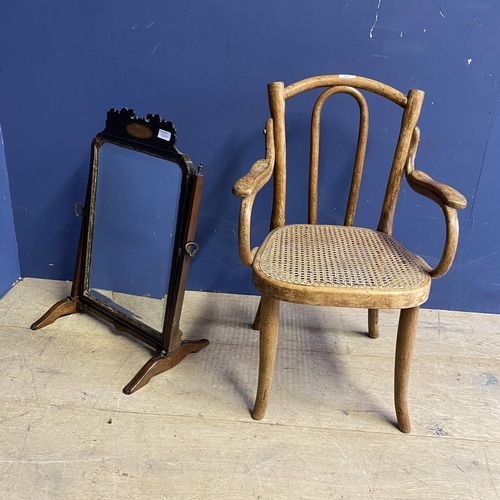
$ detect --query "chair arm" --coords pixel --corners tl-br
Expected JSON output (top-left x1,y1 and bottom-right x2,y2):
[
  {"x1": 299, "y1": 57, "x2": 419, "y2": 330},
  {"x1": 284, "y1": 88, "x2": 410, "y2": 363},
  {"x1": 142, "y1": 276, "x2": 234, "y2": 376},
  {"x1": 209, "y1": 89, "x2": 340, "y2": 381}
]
[
  {"x1": 407, "y1": 170, "x2": 467, "y2": 209},
  {"x1": 232, "y1": 119, "x2": 275, "y2": 266},
  {"x1": 425, "y1": 205, "x2": 460, "y2": 278},
  {"x1": 235, "y1": 195, "x2": 260, "y2": 266},
  {"x1": 404, "y1": 127, "x2": 467, "y2": 278},
  {"x1": 233, "y1": 119, "x2": 275, "y2": 197}
]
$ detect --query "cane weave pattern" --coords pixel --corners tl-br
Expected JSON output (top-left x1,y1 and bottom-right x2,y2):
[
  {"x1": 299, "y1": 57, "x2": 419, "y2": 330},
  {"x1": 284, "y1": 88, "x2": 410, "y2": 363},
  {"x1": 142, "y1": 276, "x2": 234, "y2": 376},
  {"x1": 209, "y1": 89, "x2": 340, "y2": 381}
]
[{"x1": 258, "y1": 225, "x2": 426, "y2": 289}]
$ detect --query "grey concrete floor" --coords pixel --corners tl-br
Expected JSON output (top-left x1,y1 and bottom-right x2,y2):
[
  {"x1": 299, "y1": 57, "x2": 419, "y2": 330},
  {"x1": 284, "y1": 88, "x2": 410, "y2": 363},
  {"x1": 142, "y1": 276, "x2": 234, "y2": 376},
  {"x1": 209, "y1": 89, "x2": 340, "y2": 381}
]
[{"x1": 0, "y1": 278, "x2": 499, "y2": 499}]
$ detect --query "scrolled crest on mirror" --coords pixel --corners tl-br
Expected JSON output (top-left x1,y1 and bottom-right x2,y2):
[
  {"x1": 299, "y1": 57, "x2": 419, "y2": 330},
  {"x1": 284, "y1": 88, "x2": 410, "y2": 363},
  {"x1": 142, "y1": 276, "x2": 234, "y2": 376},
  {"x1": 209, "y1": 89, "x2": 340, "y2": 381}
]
[
  {"x1": 31, "y1": 108, "x2": 208, "y2": 394},
  {"x1": 104, "y1": 108, "x2": 179, "y2": 151}
]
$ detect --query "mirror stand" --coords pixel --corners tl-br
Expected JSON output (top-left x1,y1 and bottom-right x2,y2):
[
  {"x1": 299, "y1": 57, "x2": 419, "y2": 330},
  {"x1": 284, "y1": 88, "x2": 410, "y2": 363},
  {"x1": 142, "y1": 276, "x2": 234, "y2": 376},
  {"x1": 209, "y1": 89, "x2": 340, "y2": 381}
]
[{"x1": 31, "y1": 109, "x2": 209, "y2": 394}]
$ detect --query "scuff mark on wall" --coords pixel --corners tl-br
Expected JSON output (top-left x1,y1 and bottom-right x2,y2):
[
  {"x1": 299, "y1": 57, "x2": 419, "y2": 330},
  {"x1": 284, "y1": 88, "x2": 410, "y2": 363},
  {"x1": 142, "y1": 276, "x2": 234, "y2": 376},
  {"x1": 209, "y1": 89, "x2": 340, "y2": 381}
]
[
  {"x1": 439, "y1": 1, "x2": 446, "y2": 18},
  {"x1": 139, "y1": 43, "x2": 161, "y2": 70},
  {"x1": 369, "y1": 0, "x2": 382, "y2": 39},
  {"x1": 468, "y1": 102, "x2": 497, "y2": 231}
]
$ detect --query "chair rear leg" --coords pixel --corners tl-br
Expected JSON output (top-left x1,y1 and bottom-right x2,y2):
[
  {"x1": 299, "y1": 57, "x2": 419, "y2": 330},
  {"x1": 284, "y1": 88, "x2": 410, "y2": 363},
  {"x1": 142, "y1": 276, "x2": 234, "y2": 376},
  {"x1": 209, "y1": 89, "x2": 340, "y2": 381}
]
[
  {"x1": 394, "y1": 306, "x2": 419, "y2": 433},
  {"x1": 368, "y1": 309, "x2": 379, "y2": 338},
  {"x1": 252, "y1": 294, "x2": 280, "y2": 420},
  {"x1": 252, "y1": 298, "x2": 262, "y2": 330}
]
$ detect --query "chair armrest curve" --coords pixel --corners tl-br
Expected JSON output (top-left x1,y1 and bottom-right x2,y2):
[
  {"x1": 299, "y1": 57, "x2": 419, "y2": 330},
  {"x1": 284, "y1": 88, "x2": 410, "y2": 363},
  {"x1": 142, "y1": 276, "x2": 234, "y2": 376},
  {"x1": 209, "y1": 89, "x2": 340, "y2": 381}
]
[
  {"x1": 404, "y1": 126, "x2": 466, "y2": 278},
  {"x1": 407, "y1": 170, "x2": 467, "y2": 209},
  {"x1": 233, "y1": 118, "x2": 275, "y2": 198},
  {"x1": 233, "y1": 159, "x2": 273, "y2": 198},
  {"x1": 233, "y1": 119, "x2": 275, "y2": 266}
]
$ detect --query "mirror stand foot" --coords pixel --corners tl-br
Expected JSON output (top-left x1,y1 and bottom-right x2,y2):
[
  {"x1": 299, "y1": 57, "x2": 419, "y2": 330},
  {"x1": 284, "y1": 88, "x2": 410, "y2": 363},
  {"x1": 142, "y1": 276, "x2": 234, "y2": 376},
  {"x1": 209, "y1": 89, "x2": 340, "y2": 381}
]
[
  {"x1": 31, "y1": 297, "x2": 81, "y2": 330},
  {"x1": 123, "y1": 339, "x2": 209, "y2": 395}
]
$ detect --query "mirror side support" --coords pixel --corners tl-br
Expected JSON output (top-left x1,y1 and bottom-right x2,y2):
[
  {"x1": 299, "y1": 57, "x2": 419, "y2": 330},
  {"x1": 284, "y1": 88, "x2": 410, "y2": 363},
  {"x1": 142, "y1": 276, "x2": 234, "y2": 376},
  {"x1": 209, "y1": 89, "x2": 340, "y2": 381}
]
[{"x1": 123, "y1": 170, "x2": 209, "y2": 394}]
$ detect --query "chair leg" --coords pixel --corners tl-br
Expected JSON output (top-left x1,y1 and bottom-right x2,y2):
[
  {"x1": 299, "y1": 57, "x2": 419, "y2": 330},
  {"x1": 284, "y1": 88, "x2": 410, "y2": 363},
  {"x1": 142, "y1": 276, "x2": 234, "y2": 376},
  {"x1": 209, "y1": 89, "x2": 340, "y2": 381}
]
[
  {"x1": 252, "y1": 294, "x2": 280, "y2": 420},
  {"x1": 368, "y1": 309, "x2": 379, "y2": 339},
  {"x1": 252, "y1": 298, "x2": 262, "y2": 330},
  {"x1": 394, "y1": 306, "x2": 419, "y2": 433}
]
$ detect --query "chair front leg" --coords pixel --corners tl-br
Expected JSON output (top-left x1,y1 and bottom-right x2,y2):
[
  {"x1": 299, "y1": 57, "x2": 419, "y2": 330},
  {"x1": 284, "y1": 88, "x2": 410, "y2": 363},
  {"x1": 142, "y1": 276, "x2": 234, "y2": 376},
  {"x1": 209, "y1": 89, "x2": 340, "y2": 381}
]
[
  {"x1": 394, "y1": 306, "x2": 419, "y2": 433},
  {"x1": 252, "y1": 294, "x2": 280, "y2": 420}
]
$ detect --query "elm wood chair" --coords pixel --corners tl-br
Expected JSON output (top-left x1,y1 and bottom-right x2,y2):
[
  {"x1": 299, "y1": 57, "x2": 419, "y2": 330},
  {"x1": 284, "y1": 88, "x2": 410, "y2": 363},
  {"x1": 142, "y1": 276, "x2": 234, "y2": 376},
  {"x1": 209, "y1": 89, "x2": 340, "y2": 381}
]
[{"x1": 233, "y1": 75, "x2": 467, "y2": 433}]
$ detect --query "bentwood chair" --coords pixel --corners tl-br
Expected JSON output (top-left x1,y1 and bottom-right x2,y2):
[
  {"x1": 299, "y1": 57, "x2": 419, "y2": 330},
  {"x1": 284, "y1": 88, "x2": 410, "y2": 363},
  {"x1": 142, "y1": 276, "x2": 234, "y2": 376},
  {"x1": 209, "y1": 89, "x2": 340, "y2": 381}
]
[{"x1": 233, "y1": 75, "x2": 467, "y2": 433}]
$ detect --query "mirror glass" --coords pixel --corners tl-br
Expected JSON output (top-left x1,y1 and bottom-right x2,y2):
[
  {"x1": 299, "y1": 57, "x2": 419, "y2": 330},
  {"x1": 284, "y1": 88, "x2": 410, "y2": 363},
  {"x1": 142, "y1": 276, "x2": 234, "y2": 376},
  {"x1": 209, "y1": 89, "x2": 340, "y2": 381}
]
[{"x1": 87, "y1": 141, "x2": 182, "y2": 333}]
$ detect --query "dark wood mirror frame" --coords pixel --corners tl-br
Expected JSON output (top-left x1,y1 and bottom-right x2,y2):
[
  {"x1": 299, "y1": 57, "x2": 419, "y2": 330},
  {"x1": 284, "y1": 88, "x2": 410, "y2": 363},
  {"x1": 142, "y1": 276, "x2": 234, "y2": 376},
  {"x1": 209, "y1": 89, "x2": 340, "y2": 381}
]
[{"x1": 31, "y1": 108, "x2": 209, "y2": 394}]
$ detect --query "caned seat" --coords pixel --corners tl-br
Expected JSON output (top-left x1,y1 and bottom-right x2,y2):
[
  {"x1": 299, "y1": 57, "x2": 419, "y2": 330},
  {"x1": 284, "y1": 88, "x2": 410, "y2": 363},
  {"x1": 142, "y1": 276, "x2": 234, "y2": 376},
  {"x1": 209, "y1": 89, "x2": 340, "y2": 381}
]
[
  {"x1": 233, "y1": 75, "x2": 467, "y2": 433},
  {"x1": 253, "y1": 224, "x2": 430, "y2": 309}
]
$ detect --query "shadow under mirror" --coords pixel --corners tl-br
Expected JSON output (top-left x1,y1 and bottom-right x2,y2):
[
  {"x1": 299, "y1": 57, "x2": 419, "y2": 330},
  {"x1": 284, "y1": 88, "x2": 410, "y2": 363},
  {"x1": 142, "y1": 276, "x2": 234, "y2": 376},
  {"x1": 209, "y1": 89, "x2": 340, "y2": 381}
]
[{"x1": 87, "y1": 142, "x2": 182, "y2": 333}]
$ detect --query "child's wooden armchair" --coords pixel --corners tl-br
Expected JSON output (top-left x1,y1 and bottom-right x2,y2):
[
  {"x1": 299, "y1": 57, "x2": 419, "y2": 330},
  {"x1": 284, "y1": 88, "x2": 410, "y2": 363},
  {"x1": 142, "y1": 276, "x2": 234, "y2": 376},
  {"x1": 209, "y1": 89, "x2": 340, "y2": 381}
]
[{"x1": 233, "y1": 75, "x2": 467, "y2": 433}]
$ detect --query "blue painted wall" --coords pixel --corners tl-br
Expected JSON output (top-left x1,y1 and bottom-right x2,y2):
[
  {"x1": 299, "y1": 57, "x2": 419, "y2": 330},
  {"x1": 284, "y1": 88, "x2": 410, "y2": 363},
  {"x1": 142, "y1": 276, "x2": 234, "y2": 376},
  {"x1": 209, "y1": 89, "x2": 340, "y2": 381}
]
[
  {"x1": 0, "y1": 124, "x2": 20, "y2": 297},
  {"x1": 0, "y1": 1, "x2": 498, "y2": 312}
]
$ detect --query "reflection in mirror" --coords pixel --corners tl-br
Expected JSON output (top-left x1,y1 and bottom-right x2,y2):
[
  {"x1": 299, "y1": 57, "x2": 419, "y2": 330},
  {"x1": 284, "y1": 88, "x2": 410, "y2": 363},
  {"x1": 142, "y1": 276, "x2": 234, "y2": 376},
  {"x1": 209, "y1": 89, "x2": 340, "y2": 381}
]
[{"x1": 88, "y1": 142, "x2": 182, "y2": 332}]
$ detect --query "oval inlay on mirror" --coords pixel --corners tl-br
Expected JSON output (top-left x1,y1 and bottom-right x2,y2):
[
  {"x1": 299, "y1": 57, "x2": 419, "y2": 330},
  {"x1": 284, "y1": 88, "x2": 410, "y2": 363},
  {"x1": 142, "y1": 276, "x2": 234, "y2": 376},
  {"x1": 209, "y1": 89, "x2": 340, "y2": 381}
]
[{"x1": 126, "y1": 123, "x2": 153, "y2": 139}]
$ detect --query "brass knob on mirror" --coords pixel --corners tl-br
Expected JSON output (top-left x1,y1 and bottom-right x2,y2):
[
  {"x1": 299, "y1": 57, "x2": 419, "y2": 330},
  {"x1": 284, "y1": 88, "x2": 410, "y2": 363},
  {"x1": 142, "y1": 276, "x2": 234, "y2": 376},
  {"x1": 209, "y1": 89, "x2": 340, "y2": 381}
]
[
  {"x1": 74, "y1": 201, "x2": 84, "y2": 218},
  {"x1": 185, "y1": 242, "x2": 199, "y2": 258}
]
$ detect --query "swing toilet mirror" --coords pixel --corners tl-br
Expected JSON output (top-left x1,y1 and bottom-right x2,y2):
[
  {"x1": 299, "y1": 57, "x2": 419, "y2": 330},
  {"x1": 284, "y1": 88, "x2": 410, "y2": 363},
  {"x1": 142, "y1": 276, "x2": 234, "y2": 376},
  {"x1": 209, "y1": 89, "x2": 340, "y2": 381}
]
[{"x1": 32, "y1": 108, "x2": 208, "y2": 393}]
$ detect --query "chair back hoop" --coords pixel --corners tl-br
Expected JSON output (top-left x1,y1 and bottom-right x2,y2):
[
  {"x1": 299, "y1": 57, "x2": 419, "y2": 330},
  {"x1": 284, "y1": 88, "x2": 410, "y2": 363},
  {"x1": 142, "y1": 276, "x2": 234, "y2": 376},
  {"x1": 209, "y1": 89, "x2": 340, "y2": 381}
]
[{"x1": 267, "y1": 75, "x2": 424, "y2": 235}]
